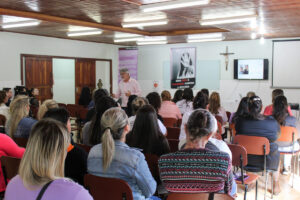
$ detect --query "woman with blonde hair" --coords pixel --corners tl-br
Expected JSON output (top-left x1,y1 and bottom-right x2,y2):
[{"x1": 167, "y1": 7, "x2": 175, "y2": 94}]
[
  {"x1": 159, "y1": 90, "x2": 182, "y2": 120},
  {"x1": 37, "y1": 99, "x2": 58, "y2": 120},
  {"x1": 208, "y1": 92, "x2": 228, "y2": 134},
  {"x1": 88, "y1": 107, "x2": 157, "y2": 200},
  {"x1": 4, "y1": 118, "x2": 92, "y2": 200},
  {"x1": 5, "y1": 95, "x2": 37, "y2": 138}
]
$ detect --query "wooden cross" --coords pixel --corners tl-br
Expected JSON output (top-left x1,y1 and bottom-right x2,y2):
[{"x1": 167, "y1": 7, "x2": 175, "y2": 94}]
[{"x1": 220, "y1": 46, "x2": 234, "y2": 71}]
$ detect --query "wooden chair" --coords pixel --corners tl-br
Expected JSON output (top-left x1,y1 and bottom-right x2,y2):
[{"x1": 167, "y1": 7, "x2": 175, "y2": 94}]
[
  {"x1": 13, "y1": 137, "x2": 28, "y2": 148},
  {"x1": 144, "y1": 153, "x2": 160, "y2": 184},
  {"x1": 216, "y1": 121, "x2": 223, "y2": 140},
  {"x1": 168, "y1": 139, "x2": 179, "y2": 152},
  {"x1": 163, "y1": 118, "x2": 178, "y2": 127},
  {"x1": 0, "y1": 114, "x2": 6, "y2": 133},
  {"x1": 277, "y1": 126, "x2": 300, "y2": 188},
  {"x1": 177, "y1": 118, "x2": 182, "y2": 127},
  {"x1": 66, "y1": 104, "x2": 79, "y2": 119},
  {"x1": 0, "y1": 156, "x2": 21, "y2": 186},
  {"x1": 228, "y1": 144, "x2": 260, "y2": 200},
  {"x1": 75, "y1": 143, "x2": 91, "y2": 153},
  {"x1": 229, "y1": 123, "x2": 236, "y2": 143},
  {"x1": 167, "y1": 193, "x2": 234, "y2": 200},
  {"x1": 84, "y1": 174, "x2": 133, "y2": 200},
  {"x1": 215, "y1": 115, "x2": 223, "y2": 125},
  {"x1": 166, "y1": 127, "x2": 180, "y2": 140},
  {"x1": 58, "y1": 103, "x2": 67, "y2": 109},
  {"x1": 233, "y1": 135, "x2": 272, "y2": 200},
  {"x1": 76, "y1": 108, "x2": 89, "y2": 142}
]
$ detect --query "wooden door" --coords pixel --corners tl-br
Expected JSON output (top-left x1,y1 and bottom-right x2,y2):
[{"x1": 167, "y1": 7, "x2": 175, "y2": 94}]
[
  {"x1": 75, "y1": 59, "x2": 96, "y2": 104},
  {"x1": 25, "y1": 56, "x2": 53, "y2": 102}
]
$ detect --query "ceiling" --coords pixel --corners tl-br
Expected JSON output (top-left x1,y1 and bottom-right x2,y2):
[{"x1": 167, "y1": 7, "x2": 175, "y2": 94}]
[{"x1": 0, "y1": 0, "x2": 300, "y2": 45}]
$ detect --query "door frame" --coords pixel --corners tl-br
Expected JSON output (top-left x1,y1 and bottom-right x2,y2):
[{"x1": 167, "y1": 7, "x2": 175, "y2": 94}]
[{"x1": 20, "y1": 54, "x2": 113, "y2": 94}]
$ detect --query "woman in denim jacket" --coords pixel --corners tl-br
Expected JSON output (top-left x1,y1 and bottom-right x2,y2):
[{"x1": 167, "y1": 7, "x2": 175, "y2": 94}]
[{"x1": 88, "y1": 107, "x2": 158, "y2": 200}]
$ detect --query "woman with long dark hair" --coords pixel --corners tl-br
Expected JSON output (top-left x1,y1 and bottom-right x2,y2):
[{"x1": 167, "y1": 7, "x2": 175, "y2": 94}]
[
  {"x1": 176, "y1": 88, "x2": 193, "y2": 115},
  {"x1": 82, "y1": 96, "x2": 118, "y2": 146},
  {"x1": 127, "y1": 105, "x2": 170, "y2": 157},
  {"x1": 273, "y1": 95, "x2": 299, "y2": 175},
  {"x1": 235, "y1": 96, "x2": 281, "y2": 194},
  {"x1": 172, "y1": 89, "x2": 183, "y2": 103},
  {"x1": 78, "y1": 87, "x2": 91, "y2": 107},
  {"x1": 229, "y1": 97, "x2": 249, "y2": 124}
]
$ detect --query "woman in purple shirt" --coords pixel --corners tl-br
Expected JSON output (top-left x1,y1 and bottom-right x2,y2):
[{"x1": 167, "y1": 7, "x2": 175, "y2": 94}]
[{"x1": 4, "y1": 119, "x2": 93, "y2": 200}]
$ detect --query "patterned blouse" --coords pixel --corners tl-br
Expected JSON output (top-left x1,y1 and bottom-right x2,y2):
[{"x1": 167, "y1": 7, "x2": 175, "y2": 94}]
[{"x1": 158, "y1": 148, "x2": 232, "y2": 194}]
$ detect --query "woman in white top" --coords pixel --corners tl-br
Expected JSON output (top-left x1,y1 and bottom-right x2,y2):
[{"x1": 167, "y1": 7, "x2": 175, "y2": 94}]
[
  {"x1": 0, "y1": 90, "x2": 10, "y2": 120},
  {"x1": 129, "y1": 97, "x2": 166, "y2": 135},
  {"x1": 209, "y1": 92, "x2": 228, "y2": 134},
  {"x1": 176, "y1": 88, "x2": 194, "y2": 115}
]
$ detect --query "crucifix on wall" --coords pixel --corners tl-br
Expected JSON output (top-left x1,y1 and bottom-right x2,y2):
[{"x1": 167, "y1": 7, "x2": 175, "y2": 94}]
[{"x1": 220, "y1": 46, "x2": 234, "y2": 71}]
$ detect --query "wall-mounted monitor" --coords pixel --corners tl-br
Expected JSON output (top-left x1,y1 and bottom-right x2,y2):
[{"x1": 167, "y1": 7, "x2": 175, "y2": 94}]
[{"x1": 234, "y1": 59, "x2": 268, "y2": 80}]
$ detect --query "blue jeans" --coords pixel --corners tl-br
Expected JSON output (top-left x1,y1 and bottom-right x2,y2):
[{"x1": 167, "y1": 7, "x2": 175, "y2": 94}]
[{"x1": 231, "y1": 180, "x2": 237, "y2": 197}]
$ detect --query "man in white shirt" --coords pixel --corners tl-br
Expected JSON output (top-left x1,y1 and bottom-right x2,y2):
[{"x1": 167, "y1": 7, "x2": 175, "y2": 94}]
[{"x1": 113, "y1": 68, "x2": 141, "y2": 108}]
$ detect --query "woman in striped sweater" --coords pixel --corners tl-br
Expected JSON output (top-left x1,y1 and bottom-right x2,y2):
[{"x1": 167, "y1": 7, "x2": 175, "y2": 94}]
[{"x1": 158, "y1": 109, "x2": 236, "y2": 196}]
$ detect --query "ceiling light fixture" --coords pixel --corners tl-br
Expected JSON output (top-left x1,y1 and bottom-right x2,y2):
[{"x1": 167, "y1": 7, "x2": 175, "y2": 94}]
[
  {"x1": 137, "y1": 41, "x2": 167, "y2": 45},
  {"x1": 114, "y1": 37, "x2": 144, "y2": 43},
  {"x1": 141, "y1": 0, "x2": 210, "y2": 12},
  {"x1": 114, "y1": 33, "x2": 142, "y2": 38},
  {"x1": 188, "y1": 33, "x2": 223, "y2": 39},
  {"x1": 200, "y1": 14, "x2": 257, "y2": 25},
  {"x1": 1, "y1": 20, "x2": 40, "y2": 29},
  {"x1": 122, "y1": 20, "x2": 168, "y2": 28},
  {"x1": 141, "y1": 36, "x2": 167, "y2": 42},
  {"x1": 67, "y1": 29, "x2": 103, "y2": 37},
  {"x1": 187, "y1": 38, "x2": 223, "y2": 43}
]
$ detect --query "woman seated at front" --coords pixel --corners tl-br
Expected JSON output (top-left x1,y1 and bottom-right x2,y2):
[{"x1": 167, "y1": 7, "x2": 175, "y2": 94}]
[
  {"x1": 87, "y1": 108, "x2": 158, "y2": 200},
  {"x1": 273, "y1": 95, "x2": 299, "y2": 175},
  {"x1": 159, "y1": 109, "x2": 236, "y2": 196},
  {"x1": 4, "y1": 119, "x2": 92, "y2": 200},
  {"x1": 235, "y1": 96, "x2": 281, "y2": 194}
]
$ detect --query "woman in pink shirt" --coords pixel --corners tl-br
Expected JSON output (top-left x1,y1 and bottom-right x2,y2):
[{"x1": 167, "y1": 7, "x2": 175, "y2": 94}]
[{"x1": 159, "y1": 91, "x2": 182, "y2": 120}]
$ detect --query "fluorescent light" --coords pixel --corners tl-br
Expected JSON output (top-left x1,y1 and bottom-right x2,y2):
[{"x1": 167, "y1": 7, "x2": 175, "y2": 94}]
[
  {"x1": 2, "y1": 20, "x2": 40, "y2": 29},
  {"x1": 187, "y1": 38, "x2": 223, "y2": 43},
  {"x1": 122, "y1": 20, "x2": 168, "y2": 28},
  {"x1": 188, "y1": 33, "x2": 223, "y2": 39},
  {"x1": 142, "y1": 36, "x2": 167, "y2": 42},
  {"x1": 141, "y1": 0, "x2": 210, "y2": 12},
  {"x1": 114, "y1": 33, "x2": 142, "y2": 38},
  {"x1": 137, "y1": 41, "x2": 167, "y2": 45},
  {"x1": 114, "y1": 37, "x2": 144, "y2": 43},
  {"x1": 251, "y1": 33, "x2": 257, "y2": 39},
  {"x1": 200, "y1": 15, "x2": 257, "y2": 25},
  {"x1": 67, "y1": 29, "x2": 103, "y2": 37},
  {"x1": 123, "y1": 13, "x2": 166, "y2": 23}
]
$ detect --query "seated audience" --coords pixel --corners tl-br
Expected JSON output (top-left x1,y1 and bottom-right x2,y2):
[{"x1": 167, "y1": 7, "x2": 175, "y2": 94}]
[
  {"x1": 0, "y1": 91, "x2": 10, "y2": 120},
  {"x1": 146, "y1": 92, "x2": 164, "y2": 122},
  {"x1": 127, "y1": 105, "x2": 170, "y2": 157},
  {"x1": 246, "y1": 91, "x2": 256, "y2": 98},
  {"x1": 209, "y1": 92, "x2": 228, "y2": 134},
  {"x1": 78, "y1": 87, "x2": 91, "y2": 108},
  {"x1": 37, "y1": 99, "x2": 58, "y2": 120},
  {"x1": 0, "y1": 134, "x2": 25, "y2": 193},
  {"x1": 201, "y1": 88, "x2": 209, "y2": 97},
  {"x1": 43, "y1": 108, "x2": 87, "y2": 185},
  {"x1": 3, "y1": 88, "x2": 13, "y2": 107},
  {"x1": 159, "y1": 109, "x2": 236, "y2": 196},
  {"x1": 158, "y1": 90, "x2": 182, "y2": 120},
  {"x1": 28, "y1": 88, "x2": 40, "y2": 107},
  {"x1": 4, "y1": 119, "x2": 92, "y2": 200},
  {"x1": 264, "y1": 89, "x2": 293, "y2": 116},
  {"x1": 172, "y1": 89, "x2": 183, "y2": 103},
  {"x1": 85, "y1": 88, "x2": 109, "y2": 122},
  {"x1": 87, "y1": 108, "x2": 157, "y2": 200},
  {"x1": 229, "y1": 97, "x2": 249, "y2": 124},
  {"x1": 235, "y1": 96, "x2": 281, "y2": 194},
  {"x1": 82, "y1": 96, "x2": 118, "y2": 146},
  {"x1": 176, "y1": 88, "x2": 194, "y2": 115},
  {"x1": 125, "y1": 95, "x2": 137, "y2": 117},
  {"x1": 179, "y1": 92, "x2": 232, "y2": 159},
  {"x1": 5, "y1": 96, "x2": 37, "y2": 138},
  {"x1": 273, "y1": 95, "x2": 299, "y2": 175},
  {"x1": 129, "y1": 97, "x2": 166, "y2": 135}
]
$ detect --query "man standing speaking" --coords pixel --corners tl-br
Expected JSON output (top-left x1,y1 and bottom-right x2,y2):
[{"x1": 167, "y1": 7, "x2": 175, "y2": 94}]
[{"x1": 112, "y1": 68, "x2": 141, "y2": 108}]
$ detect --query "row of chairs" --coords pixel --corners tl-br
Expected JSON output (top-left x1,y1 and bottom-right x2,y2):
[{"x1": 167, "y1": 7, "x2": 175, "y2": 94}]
[{"x1": 0, "y1": 155, "x2": 233, "y2": 200}]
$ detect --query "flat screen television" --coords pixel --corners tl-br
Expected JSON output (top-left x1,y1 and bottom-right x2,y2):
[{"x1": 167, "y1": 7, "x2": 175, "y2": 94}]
[{"x1": 234, "y1": 59, "x2": 268, "y2": 80}]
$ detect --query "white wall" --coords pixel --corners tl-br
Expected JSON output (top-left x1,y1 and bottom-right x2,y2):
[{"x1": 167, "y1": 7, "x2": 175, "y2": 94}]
[
  {"x1": 96, "y1": 61, "x2": 111, "y2": 92},
  {"x1": 0, "y1": 31, "x2": 119, "y2": 92},
  {"x1": 136, "y1": 38, "x2": 300, "y2": 112}
]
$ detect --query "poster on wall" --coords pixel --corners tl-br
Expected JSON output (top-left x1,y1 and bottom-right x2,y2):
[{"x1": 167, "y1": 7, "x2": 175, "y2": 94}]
[
  {"x1": 171, "y1": 47, "x2": 196, "y2": 89},
  {"x1": 118, "y1": 47, "x2": 138, "y2": 83}
]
